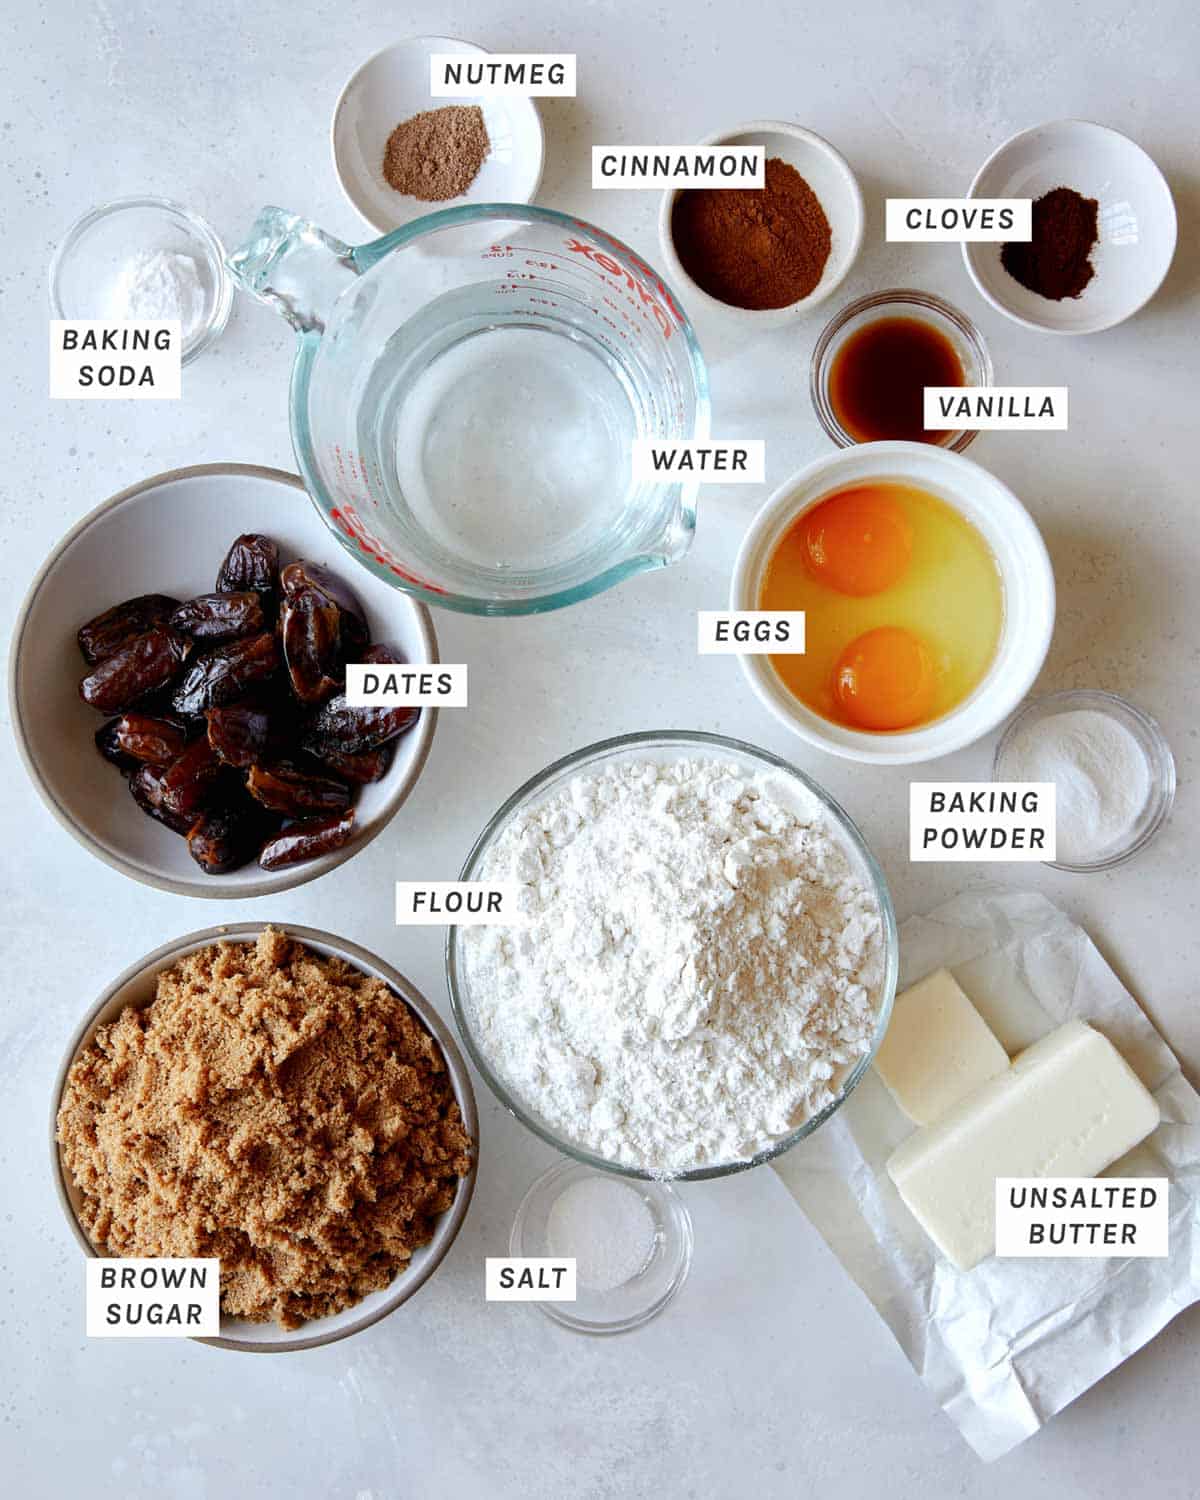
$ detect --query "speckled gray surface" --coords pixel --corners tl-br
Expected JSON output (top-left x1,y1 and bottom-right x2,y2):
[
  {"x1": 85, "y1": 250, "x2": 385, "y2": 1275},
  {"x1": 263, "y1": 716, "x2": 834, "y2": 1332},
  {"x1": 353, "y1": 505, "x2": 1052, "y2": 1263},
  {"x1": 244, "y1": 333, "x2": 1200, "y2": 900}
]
[{"x1": 2, "y1": 2, "x2": 1198, "y2": 1496}]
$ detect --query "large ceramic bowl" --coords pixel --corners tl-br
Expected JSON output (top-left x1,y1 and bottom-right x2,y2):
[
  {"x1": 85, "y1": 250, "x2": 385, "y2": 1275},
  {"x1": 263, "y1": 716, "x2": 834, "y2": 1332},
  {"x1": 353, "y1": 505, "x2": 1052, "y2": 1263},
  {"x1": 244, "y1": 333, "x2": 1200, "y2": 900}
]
[
  {"x1": 10, "y1": 464, "x2": 438, "y2": 897},
  {"x1": 52, "y1": 923, "x2": 478, "y2": 1353},
  {"x1": 446, "y1": 730, "x2": 898, "y2": 1181},
  {"x1": 732, "y1": 443, "x2": 1055, "y2": 765}
]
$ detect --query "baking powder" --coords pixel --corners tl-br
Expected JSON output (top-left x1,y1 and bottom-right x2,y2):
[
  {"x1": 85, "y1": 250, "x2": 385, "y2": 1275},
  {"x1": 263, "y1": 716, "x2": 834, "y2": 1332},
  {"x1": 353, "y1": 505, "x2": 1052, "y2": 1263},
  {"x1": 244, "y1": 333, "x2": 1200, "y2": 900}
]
[{"x1": 462, "y1": 756, "x2": 884, "y2": 1173}]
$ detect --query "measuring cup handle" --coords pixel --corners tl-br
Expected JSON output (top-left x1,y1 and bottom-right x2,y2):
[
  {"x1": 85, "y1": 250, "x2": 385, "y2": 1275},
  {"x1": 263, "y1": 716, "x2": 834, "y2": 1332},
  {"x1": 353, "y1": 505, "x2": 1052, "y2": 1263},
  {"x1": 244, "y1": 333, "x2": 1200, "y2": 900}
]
[{"x1": 225, "y1": 207, "x2": 359, "y2": 334}]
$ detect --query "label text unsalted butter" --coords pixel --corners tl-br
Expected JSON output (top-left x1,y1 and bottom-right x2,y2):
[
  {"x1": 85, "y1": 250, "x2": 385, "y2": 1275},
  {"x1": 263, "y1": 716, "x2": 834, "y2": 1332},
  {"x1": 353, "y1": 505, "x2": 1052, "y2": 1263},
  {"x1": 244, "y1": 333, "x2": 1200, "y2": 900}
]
[{"x1": 995, "y1": 1178, "x2": 1168, "y2": 1258}]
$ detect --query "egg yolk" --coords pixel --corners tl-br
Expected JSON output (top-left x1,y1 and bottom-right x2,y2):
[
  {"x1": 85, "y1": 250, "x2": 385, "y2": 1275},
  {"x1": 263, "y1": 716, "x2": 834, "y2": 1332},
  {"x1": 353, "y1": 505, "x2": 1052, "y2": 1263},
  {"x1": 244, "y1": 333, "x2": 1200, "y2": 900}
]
[
  {"x1": 801, "y1": 487, "x2": 914, "y2": 597},
  {"x1": 833, "y1": 627, "x2": 937, "y2": 730}
]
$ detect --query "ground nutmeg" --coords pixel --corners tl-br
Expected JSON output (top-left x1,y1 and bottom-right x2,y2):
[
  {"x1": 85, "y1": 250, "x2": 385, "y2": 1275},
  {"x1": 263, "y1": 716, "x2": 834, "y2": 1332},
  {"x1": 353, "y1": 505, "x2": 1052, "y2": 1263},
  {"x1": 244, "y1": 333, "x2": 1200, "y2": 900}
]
[
  {"x1": 1001, "y1": 186, "x2": 1099, "y2": 301},
  {"x1": 670, "y1": 157, "x2": 832, "y2": 310}
]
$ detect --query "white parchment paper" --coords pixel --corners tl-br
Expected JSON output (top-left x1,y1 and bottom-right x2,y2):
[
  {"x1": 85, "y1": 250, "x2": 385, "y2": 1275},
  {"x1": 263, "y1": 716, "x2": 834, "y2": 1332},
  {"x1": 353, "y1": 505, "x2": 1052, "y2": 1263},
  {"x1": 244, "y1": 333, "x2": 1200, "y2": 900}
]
[{"x1": 773, "y1": 887, "x2": 1200, "y2": 1462}]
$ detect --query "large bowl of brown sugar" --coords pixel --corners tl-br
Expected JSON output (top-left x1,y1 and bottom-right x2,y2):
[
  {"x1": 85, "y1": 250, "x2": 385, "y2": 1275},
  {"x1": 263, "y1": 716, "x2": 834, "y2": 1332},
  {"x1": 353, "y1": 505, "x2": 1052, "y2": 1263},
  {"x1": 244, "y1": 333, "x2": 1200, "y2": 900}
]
[{"x1": 53, "y1": 924, "x2": 477, "y2": 1352}]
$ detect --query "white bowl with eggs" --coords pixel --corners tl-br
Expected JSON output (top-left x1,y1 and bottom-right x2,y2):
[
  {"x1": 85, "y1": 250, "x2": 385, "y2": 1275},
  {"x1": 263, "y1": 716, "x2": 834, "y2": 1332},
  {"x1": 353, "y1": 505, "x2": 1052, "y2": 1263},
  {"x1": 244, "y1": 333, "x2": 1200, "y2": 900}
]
[{"x1": 731, "y1": 443, "x2": 1055, "y2": 765}]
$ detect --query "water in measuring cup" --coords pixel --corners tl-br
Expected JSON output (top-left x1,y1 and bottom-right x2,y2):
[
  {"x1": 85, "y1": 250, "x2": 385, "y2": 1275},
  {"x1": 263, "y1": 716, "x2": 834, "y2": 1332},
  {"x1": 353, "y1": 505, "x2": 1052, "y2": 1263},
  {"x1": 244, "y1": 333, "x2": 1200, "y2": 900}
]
[{"x1": 361, "y1": 296, "x2": 641, "y2": 579}]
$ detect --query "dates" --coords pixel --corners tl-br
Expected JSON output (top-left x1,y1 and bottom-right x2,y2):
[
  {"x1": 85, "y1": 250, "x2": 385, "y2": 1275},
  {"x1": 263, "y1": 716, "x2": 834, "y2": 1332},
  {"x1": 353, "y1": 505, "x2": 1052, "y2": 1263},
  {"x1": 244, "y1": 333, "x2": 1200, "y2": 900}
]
[
  {"x1": 79, "y1": 627, "x2": 193, "y2": 714},
  {"x1": 78, "y1": 535, "x2": 409, "y2": 876},
  {"x1": 259, "y1": 809, "x2": 355, "y2": 871},
  {"x1": 187, "y1": 802, "x2": 276, "y2": 875},
  {"x1": 128, "y1": 764, "x2": 195, "y2": 836},
  {"x1": 170, "y1": 592, "x2": 265, "y2": 644},
  {"x1": 301, "y1": 644, "x2": 418, "y2": 756},
  {"x1": 171, "y1": 632, "x2": 279, "y2": 717},
  {"x1": 216, "y1": 534, "x2": 280, "y2": 610},
  {"x1": 206, "y1": 704, "x2": 274, "y2": 768},
  {"x1": 77, "y1": 594, "x2": 180, "y2": 666},
  {"x1": 113, "y1": 713, "x2": 193, "y2": 767},
  {"x1": 307, "y1": 741, "x2": 396, "y2": 784},
  {"x1": 246, "y1": 760, "x2": 352, "y2": 817},
  {"x1": 158, "y1": 739, "x2": 229, "y2": 819}
]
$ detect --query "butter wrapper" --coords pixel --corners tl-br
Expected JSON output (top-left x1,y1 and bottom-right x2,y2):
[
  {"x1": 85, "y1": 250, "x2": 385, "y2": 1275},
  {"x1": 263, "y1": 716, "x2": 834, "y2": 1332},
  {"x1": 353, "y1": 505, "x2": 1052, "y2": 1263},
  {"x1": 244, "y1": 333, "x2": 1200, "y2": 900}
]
[{"x1": 773, "y1": 887, "x2": 1200, "y2": 1461}]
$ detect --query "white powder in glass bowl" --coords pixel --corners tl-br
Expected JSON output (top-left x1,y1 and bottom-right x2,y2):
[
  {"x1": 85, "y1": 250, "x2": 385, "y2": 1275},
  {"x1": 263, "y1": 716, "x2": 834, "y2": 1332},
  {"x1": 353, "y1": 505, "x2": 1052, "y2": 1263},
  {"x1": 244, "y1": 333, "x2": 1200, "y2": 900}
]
[{"x1": 461, "y1": 755, "x2": 885, "y2": 1174}]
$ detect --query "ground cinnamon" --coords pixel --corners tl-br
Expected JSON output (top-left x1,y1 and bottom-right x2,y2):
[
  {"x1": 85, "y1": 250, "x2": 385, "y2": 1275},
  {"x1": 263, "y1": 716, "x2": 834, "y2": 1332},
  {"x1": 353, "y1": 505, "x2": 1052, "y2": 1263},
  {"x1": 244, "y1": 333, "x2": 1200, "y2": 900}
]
[
  {"x1": 382, "y1": 105, "x2": 490, "y2": 202},
  {"x1": 670, "y1": 157, "x2": 832, "y2": 310},
  {"x1": 1001, "y1": 186, "x2": 1099, "y2": 301}
]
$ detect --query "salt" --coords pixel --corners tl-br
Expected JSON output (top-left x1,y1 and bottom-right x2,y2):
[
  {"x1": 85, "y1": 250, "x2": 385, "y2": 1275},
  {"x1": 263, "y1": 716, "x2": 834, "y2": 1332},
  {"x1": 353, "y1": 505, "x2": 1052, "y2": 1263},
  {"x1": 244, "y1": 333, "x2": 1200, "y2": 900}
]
[
  {"x1": 103, "y1": 248, "x2": 208, "y2": 343},
  {"x1": 1001, "y1": 708, "x2": 1151, "y2": 865},
  {"x1": 546, "y1": 1177, "x2": 657, "y2": 1293}
]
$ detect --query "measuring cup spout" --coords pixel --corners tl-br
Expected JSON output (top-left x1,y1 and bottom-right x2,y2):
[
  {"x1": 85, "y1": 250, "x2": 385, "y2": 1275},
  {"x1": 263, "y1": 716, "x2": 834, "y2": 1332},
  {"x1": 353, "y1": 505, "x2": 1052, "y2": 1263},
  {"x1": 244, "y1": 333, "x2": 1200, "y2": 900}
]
[{"x1": 226, "y1": 207, "x2": 359, "y2": 334}]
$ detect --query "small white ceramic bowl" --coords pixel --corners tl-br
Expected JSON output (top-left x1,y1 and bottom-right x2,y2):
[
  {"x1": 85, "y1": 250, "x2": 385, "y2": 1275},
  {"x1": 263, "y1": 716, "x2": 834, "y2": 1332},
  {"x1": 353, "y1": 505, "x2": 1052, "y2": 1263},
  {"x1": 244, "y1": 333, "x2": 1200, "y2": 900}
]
[
  {"x1": 963, "y1": 120, "x2": 1176, "y2": 335},
  {"x1": 331, "y1": 36, "x2": 545, "y2": 235},
  {"x1": 52, "y1": 923, "x2": 478, "y2": 1353},
  {"x1": 731, "y1": 443, "x2": 1055, "y2": 765},
  {"x1": 9, "y1": 464, "x2": 438, "y2": 897},
  {"x1": 658, "y1": 120, "x2": 863, "y2": 325}
]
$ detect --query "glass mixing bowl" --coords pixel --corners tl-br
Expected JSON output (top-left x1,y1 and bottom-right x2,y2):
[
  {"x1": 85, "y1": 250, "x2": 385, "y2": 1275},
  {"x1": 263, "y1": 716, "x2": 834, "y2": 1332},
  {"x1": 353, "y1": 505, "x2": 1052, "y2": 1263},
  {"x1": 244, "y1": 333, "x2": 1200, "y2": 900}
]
[
  {"x1": 227, "y1": 204, "x2": 710, "y2": 615},
  {"x1": 446, "y1": 730, "x2": 898, "y2": 1181}
]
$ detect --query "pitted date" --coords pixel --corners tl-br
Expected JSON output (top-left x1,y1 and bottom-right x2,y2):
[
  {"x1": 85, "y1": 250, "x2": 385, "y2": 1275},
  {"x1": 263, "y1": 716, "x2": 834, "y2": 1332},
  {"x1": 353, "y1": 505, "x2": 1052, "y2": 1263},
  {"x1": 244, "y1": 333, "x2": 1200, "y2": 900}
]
[
  {"x1": 128, "y1": 764, "x2": 195, "y2": 835},
  {"x1": 77, "y1": 594, "x2": 180, "y2": 666},
  {"x1": 187, "y1": 801, "x2": 276, "y2": 875},
  {"x1": 158, "y1": 739, "x2": 229, "y2": 818},
  {"x1": 95, "y1": 719, "x2": 138, "y2": 773},
  {"x1": 258, "y1": 808, "x2": 355, "y2": 871},
  {"x1": 307, "y1": 741, "x2": 396, "y2": 784},
  {"x1": 280, "y1": 592, "x2": 343, "y2": 705},
  {"x1": 170, "y1": 632, "x2": 279, "y2": 717},
  {"x1": 301, "y1": 643, "x2": 418, "y2": 755},
  {"x1": 170, "y1": 591, "x2": 265, "y2": 644},
  {"x1": 79, "y1": 627, "x2": 193, "y2": 714},
  {"x1": 216, "y1": 534, "x2": 280, "y2": 610},
  {"x1": 246, "y1": 760, "x2": 352, "y2": 817},
  {"x1": 206, "y1": 704, "x2": 274, "y2": 768},
  {"x1": 114, "y1": 713, "x2": 192, "y2": 766},
  {"x1": 281, "y1": 561, "x2": 368, "y2": 650}
]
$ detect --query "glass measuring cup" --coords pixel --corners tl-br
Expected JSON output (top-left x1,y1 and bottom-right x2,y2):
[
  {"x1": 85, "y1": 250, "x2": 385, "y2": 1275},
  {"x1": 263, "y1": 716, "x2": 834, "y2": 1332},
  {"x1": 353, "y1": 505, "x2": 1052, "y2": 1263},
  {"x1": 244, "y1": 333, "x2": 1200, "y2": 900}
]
[{"x1": 227, "y1": 205, "x2": 710, "y2": 615}]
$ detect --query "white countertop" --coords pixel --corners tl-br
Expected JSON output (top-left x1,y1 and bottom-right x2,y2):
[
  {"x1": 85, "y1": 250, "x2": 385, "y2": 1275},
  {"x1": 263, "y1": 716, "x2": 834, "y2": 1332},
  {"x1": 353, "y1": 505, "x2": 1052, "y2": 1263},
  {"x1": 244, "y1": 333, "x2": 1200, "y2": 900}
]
[{"x1": 2, "y1": 1, "x2": 1198, "y2": 1495}]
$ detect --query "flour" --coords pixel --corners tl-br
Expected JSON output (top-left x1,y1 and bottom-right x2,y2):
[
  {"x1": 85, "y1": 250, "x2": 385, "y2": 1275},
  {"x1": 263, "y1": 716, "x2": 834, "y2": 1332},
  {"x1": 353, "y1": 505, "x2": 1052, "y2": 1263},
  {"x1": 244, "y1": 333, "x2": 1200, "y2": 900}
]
[
  {"x1": 1001, "y1": 708, "x2": 1151, "y2": 865},
  {"x1": 462, "y1": 756, "x2": 885, "y2": 1173}
]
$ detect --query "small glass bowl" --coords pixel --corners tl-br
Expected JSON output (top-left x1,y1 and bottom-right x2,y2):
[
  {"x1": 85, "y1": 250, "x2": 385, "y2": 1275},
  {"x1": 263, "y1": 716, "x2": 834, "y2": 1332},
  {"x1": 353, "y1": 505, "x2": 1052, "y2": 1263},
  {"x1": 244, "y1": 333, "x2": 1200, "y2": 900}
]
[
  {"x1": 993, "y1": 690, "x2": 1175, "y2": 872},
  {"x1": 49, "y1": 196, "x2": 232, "y2": 365},
  {"x1": 510, "y1": 1159, "x2": 693, "y2": 1335},
  {"x1": 446, "y1": 730, "x2": 898, "y2": 1181},
  {"x1": 810, "y1": 288, "x2": 993, "y2": 452}
]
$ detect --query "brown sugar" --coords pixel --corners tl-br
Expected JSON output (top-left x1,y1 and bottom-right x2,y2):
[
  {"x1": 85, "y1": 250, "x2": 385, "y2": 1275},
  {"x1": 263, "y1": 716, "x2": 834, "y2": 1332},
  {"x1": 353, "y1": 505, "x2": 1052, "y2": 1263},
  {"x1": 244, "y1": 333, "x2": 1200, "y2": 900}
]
[
  {"x1": 57, "y1": 929, "x2": 472, "y2": 1329},
  {"x1": 382, "y1": 105, "x2": 491, "y2": 201},
  {"x1": 670, "y1": 157, "x2": 832, "y2": 310}
]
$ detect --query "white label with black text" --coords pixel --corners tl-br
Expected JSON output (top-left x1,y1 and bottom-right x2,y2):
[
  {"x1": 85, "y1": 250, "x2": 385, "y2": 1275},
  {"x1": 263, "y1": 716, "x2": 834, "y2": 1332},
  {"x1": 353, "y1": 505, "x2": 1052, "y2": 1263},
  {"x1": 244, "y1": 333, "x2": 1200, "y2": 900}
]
[
  {"x1": 430, "y1": 53, "x2": 576, "y2": 96},
  {"x1": 995, "y1": 1178, "x2": 1169, "y2": 1258},
  {"x1": 697, "y1": 611, "x2": 805, "y2": 655},
  {"x1": 50, "y1": 321, "x2": 181, "y2": 399},
  {"x1": 485, "y1": 1258, "x2": 577, "y2": 1301},
  {"x1": 395, "y1": 881, "x2": 527, "y2": 926},
  {"x1": 346, "y1": 662, "x2": 467, "y2": 708},
  {"x1": 924, "y1": 386, "x2": 1068, "y2": 431},
  {"x1": 910, "y1": 782, "x2": 1056, "y2": 862},
  {"x1": 632, "y1": 440, "x2": 764, "y2": 483},
  {"x1": 86, "y1": 1258, "x2": 219, "y2": 1337},
  {"x1": 593, "y1": 147, "x2": 764, "y2": 189},
  {"x1": 885, "y1": 198, "x2": 1032, "y2": 241}
]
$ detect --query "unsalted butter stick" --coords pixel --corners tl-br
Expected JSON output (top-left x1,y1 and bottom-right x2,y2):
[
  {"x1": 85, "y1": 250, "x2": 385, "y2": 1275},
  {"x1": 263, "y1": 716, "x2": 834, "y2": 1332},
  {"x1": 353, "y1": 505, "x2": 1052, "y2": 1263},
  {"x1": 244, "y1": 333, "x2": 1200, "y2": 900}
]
[
  {"x1": 874, "y1": 967, "x2": 1009, "y2": 1125},
  {"x1": 886, "y1": 1019, "x2": 1161, "y2": 1270}
]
